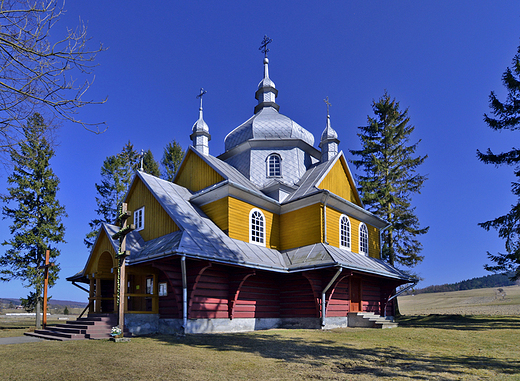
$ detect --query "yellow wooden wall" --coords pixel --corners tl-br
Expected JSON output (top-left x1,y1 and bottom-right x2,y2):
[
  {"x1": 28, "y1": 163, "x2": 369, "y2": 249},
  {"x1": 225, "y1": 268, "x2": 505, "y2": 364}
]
[
  {"x1": 174, "y1": 150, "x2": 224, "y2": 192},
  {"x1": 318, "y1": 159, "x2": 360, "y2": 206},
  {"x1": 200, "y1": 198, "x2": 229, "y2": 233},
  {"x1": 126, "y1": 178, "x2": 179, "y2": 241},
  {"x1": 325, "y1": 206, "x2": 380, "y2": 258},
  {"x1": 279, "y1": 204, "x2": 322, "y2": 250},
  {"x1": 228, "y1": 197, "x2": 280, "y2": 249},
  {"x1": 85, "y1": 231, "x2": 117, "y2": 276}
]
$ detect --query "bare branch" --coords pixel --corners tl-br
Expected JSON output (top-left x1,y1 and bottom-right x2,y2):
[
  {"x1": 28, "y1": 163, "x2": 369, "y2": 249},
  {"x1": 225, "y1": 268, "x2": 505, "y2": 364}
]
[{"x1": 0, "y1": 0, "x2": 107, "y2": 159}]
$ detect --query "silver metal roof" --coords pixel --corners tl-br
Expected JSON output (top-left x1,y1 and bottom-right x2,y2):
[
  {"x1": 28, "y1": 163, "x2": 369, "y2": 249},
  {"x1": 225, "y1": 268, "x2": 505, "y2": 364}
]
[
  {"x1": 70, "y1": 170, "x2": 409, "y2": 283},
  {"x1": 224, "y1": 107, "x2": 315, "y2": 152}
]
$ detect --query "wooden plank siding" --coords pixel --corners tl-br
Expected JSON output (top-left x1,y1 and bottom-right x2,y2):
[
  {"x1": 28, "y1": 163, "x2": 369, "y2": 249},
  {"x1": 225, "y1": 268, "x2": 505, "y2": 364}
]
[
  {"x1": 188, "y1": 264, "x2": 230, "y2": 319},
  {"x1": 174, "y1": 150, "x2": 224, "y2": 192},
  {"x1": 279, "y1": 203, "x2": 322, "y2": 250},
  {"x1": 85, "y1": 232, "x2": 117, "y2": 276},
  {"x1": 326, "y1": 275, "x2": 350, "y2": 317},
  {"x1": 126, "y1": 177, "x2": 179, "y2": 241},
  {"x1": 200, "y1": 197, "x2": 229, "y2": 233},
  {"x1": 280, "y1": 273, "x2": 319, "y2": 318},
  {"x1": 317, "y1": 157, "x2": 360, "y2": 206},
  {"x1": 234, "y1": 272, "x2": 280, "y2": 319},
  {"x1": 362, "y1": 280, "x2": 381, "y2": 313},
  {"x1": 228, "y1": 197, "x2": 280, "y2": 249},
  {"x1": 325, "y1": 206, "x2": 380, "y2": 258}
]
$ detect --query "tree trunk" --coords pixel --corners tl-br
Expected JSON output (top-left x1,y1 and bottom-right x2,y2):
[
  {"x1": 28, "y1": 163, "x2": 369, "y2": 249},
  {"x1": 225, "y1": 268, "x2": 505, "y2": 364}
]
[{"x1": 35, "y1": 299, "x2": 41, "y2": 329}]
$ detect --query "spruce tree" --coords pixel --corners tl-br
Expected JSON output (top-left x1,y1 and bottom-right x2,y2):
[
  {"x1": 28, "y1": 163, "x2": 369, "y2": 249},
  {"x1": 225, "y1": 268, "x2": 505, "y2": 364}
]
[
  {"x1": 161, "y1": 140, "x2": 184, "y2": 181},
  {"x1": 0, "y1": 113, "x2": 66, "y2": 313},
  {"x1": 478, "y1": 42, "x2": 520, "y2": 280},
  {"x1": 350, "y1": 92, "x2": 429, "y2": 268},
  {"x1": 85, "y1": 142, "x2": 160, "y2": 247},
  {"x1": 142, "y1": 149, "x2": 160, "y2": 177}
]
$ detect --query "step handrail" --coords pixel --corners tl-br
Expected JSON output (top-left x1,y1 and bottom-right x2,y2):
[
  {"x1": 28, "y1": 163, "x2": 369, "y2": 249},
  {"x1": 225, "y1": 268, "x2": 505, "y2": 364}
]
[{"x1": 78, "y1": 300, "x2": 93, "y2": 319}]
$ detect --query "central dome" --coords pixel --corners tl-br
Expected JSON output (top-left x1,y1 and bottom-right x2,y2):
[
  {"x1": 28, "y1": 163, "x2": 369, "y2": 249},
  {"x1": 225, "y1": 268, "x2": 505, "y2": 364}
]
[{"x1": 224, "y1": 106, "x2": 315, "y2": 152}]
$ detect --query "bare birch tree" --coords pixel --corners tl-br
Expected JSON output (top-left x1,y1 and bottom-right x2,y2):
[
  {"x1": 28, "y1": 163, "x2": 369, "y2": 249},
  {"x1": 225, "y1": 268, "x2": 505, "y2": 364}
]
[{"x1": 0, "y1": 0, "x2": 106, "y2": 159}]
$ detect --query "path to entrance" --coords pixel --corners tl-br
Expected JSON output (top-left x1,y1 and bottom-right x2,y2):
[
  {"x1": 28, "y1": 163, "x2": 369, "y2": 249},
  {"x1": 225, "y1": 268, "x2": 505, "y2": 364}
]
[{"x1": 0, "y1": 336, "x2": 43, "y2": 345}]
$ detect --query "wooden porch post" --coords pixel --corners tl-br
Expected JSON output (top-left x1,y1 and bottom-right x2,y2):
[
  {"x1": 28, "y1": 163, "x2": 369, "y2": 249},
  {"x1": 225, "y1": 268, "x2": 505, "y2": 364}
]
[{"x1": 89, "y1": 278, "x2": 95, "y2": 313}]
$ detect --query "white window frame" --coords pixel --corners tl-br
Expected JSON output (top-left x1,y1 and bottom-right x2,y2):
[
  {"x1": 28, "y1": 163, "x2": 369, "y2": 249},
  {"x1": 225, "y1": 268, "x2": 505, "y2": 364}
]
[
  {"x1": 359, "y1": 222, "x2": 369, "y2": 256},
  {"x1": 249, "y1": 208, "x2": 266, "y2": 246},
  {"x1": 134, "y1": 206, "x2": 145, "y2": 231},
  {"x1": 266, "y1": 153, "x2": 282, "y2": 178},
  {"x1": 340, "y1": 215, "x2": 351, "y2": 250}
]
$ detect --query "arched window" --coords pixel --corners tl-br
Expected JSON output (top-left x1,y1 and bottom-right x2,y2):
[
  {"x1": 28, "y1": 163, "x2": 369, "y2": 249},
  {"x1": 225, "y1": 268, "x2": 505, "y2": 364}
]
[
  {"x1": 340, "y1": 215, "x2": 351, "y2": 250},
  {"x1": 359, "y1": 223, "x2": 368, "y2": 256},
  {"x1": 249, "y1": 208, "x2": 265, "y2": 246},
  {"x1": 267, "y1": 154, "x2": 281, "y2": 177}
]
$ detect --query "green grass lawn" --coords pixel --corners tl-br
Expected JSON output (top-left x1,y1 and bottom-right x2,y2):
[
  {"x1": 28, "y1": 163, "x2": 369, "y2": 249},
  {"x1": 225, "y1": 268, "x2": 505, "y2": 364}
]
[{"x1": 1, "y1": 315, "x2": 519, "y2": 380}]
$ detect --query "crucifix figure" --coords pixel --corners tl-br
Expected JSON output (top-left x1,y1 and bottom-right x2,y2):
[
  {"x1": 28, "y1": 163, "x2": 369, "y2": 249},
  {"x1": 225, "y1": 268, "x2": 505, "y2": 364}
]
[
  {"x1": 324, "y1": 96, "x2": 331, "y2": 116},
  {"x1": 259, "y1": 35, "x2": 273, "y2": 58},
  {"x1": 196, "y1": 88, "x2": 207, "y2": 109},
  {"x1": 112, "y1": 203, "x2": 134, "y2": 337}
]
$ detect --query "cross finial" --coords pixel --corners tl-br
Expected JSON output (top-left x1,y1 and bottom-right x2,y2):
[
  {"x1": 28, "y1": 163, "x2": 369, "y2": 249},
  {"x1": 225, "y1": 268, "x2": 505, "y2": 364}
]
[
  {"x1": 324, "y1": 96, "x2": 331, "y2": 116},
  {"x1": 259, "y1": 35, "x2": 273, "y2": 58},
  {"x1": 196, "y1": 88, "x2": 207, "y2": 109}
]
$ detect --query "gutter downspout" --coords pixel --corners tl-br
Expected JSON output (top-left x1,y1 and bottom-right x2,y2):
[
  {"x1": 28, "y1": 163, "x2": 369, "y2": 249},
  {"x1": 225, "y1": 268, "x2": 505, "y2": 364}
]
[
  {"x1": 384, "y1": 279, "x2": 419, "y2": 317},
  {"x1": 321, "y1": 267, "x2": 343, "y2": 328},
  {"x1": 323, "y1": 192, "x2": 330, "y2": 245},
  {"x1": 181, "y1": 254, "x2": 188, "y2": 335}
]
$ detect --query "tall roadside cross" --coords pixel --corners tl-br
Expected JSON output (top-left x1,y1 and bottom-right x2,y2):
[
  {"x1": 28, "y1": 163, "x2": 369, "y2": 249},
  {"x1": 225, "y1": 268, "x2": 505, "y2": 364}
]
[
  {"x1": 39, "y1": 249, "x2": 54, "y2": 328},
  {"x1": 111, "y1": 203, "x2": 134, "y2": 337}
]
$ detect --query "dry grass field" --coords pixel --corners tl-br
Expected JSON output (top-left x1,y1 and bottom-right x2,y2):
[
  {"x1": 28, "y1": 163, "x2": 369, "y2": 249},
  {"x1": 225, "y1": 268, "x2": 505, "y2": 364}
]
[
  {"x1": 0, "y1": 288, "x2": 519, "y2": 380},
  {"x1": 398, "y1": 285, "x2": 520, "y2": 316}
]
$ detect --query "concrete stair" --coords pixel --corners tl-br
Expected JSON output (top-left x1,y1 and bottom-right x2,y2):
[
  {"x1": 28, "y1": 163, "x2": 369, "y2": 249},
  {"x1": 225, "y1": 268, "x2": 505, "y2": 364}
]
[
  {"x1": 24, "y1": 314, "x2": 129, "y2": 341},
  {"x1": 347, "y1": 312, "x2": 398, "y2": 329}
]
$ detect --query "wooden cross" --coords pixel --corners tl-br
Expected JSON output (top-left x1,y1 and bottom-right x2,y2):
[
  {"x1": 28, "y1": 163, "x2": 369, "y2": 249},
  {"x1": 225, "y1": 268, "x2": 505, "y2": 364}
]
[
  {"x1": 112, "y1": 203, "x2": 134, "y2": 336},
  {"x1": 39, "y1": 249, "x2": 54, "y2": 328},
  {"x1": 259, "y1": 35, "x2": 273, "y2": 58},
  {"x1": 324, "y1": 96, "x2": 331, "y2": 116}
]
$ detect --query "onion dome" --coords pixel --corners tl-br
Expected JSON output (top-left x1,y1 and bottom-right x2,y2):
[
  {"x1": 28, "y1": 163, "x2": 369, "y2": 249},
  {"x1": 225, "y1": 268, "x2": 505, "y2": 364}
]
[
  {"x1": 224, "y1": 57, "x2": 314, "y2": 152},
  {"x1": 190, "y1": 88, "x2": 211, "y2": 155},
  {"x1": 319, "y1": 100, "x2": 339, "y2": 162}
]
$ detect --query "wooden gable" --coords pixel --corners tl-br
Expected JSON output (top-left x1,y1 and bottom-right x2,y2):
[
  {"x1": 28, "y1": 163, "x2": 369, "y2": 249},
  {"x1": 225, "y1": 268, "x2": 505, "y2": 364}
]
[
  {"x1": 126, "y1": 176, "x2": 179, "y2": 241},
  {"x1": 317, "y1": 155, "x2": 362, "y2": 206},
  {"x1": 174, "y1": 149, "x2": 224, "y2": 192},
  {"x1": 84, "y1": 228, "x2": 117, "y2": 278}
]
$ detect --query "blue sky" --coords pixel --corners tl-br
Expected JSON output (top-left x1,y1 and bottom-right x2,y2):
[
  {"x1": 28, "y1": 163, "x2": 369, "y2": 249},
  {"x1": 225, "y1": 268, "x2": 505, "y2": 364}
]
[{"x1": 2, "y1": 1, "x2": 520, "y2": 302}]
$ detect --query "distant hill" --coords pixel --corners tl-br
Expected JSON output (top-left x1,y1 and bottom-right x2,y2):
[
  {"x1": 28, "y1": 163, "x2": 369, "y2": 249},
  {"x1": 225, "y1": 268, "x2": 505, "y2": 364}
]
[
  {"x1": 411, "y1": 273, "x2": 518, "y2": 295},
  {"x1": 0, "y1": 298, "x2": 86, "y2": 310}
]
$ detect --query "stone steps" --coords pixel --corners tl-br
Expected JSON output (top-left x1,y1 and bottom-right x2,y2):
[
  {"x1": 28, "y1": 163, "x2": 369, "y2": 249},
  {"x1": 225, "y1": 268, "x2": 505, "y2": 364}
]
[
  {"x1": 347, "y1": 312, "x2": 398, "y2": 329},
  {"x1": 24, "y1": 314, "x2": 128, "y2": 341}
]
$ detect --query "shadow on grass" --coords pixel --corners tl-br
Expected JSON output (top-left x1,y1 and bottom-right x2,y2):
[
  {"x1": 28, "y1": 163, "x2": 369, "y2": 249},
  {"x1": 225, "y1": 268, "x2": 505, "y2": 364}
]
[
  {"x1": 398, "y1": 314, "x2": 520, "y2": 330},
  {"x1": 146, "y1": 330, "x2": 519, "y2": 379}
]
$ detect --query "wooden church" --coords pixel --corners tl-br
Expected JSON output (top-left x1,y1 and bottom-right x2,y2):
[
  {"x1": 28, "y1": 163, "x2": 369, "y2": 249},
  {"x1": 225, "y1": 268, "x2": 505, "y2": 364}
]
[{"x1": 68, "y1": 47, "x2": 414, "y2": 334}]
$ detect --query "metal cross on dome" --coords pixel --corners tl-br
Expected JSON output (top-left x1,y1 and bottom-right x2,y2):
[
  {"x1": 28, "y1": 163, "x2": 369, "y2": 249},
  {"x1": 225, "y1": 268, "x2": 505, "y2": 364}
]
[
  {"x1": 197, "y1": 88, "x2": 207, "y2": 108},
  {"x1": 324, "y1": 96, "x2": 331, "y2": 116},
  {"x1": 259, "y1": 35, "x2": 273, "y2": 58}
]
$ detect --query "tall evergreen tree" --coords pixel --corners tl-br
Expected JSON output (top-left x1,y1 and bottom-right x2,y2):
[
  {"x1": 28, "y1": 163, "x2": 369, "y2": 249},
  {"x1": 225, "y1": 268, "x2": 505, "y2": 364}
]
[
  {"x1": 478, "y1": 43, "x2": 520, "y2": 280},
  {"x1": 142, "y1": 149, "x2": 160, "y2": 177},
  {"x1": 85, "y1": 142, "x2": 161, "y2": 247},
  {"x1": 350, "y1": 92, "x2": 429, "y2": 268},
  {"x1": 85, "y1": 142, "x2": 139, "y2": 247},
  {"x1": 0, "y1": 114, "x2": 66, "y2": 313},
  {"x1": 161, "y1": 140, "x2": 184, "y2": 181}
]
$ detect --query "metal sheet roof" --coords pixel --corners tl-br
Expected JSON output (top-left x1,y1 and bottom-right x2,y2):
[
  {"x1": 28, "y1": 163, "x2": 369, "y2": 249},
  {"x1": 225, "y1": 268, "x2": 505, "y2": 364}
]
[{"x1": 70, "y1": 171, "x2": 411, "y2": 283}]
